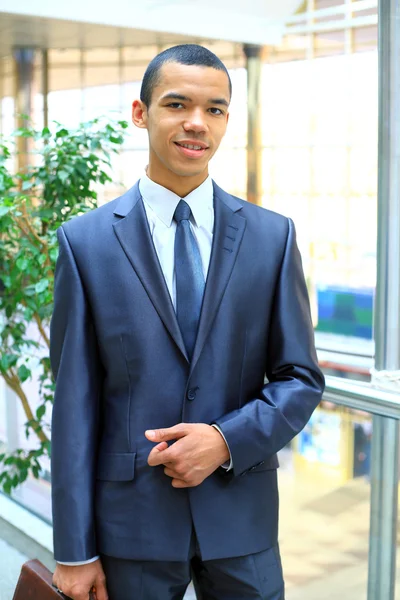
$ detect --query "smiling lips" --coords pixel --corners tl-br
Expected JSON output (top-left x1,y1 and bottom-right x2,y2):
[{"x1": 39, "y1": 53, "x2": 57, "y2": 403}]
[{"x1": 174, "y1": 141, "x2": 209, "y2": 158}]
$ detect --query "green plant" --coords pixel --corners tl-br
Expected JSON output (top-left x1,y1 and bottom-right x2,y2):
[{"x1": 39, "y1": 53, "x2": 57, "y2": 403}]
[{"x1": 0, "y1": 118, "x2": 128, "y2": 494}]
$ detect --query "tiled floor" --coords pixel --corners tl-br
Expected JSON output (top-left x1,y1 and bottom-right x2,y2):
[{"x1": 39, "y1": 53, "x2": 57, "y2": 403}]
[
  {"x1": 0, "y1": 538, "x2": 27, "y2": 600},
  {"x1": 278, "y1": 469, "x2": 400, "y2": 600}
]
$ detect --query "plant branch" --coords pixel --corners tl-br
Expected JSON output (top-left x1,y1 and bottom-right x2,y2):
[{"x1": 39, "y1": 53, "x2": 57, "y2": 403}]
[
  {"x1": 34, "y1": 313, "x2": 50, "y2": 349},
  {"x1": 19, "y1": 201, "x2": 52, "y2": 269},
  {"x1": 5, "y1": 369, "x2": 49, "y2": 444}
]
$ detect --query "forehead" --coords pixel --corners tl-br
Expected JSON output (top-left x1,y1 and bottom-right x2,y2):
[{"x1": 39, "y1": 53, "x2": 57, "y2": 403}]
[{"x1": 153, "y1": 62, "x2": 231, "y2": 102}]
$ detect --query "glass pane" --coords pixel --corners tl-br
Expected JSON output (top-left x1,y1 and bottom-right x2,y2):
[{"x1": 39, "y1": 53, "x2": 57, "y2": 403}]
[
  {"x1": 279, "y1": 404, "x2": 372, "y2": 599},
  {"x1": 2, "y1": 74, "x2": 13, "y2": 98},
  {"x1": 268, "y1": 34, "x2": 308, "y2": 63},
  {"x1": 120, "y1": 149, "x2": 149, "y2": 188},
  {"x1": 315, "y1": 31, "x2": 346, "y2": 57},
  {"x1": 1, "y1": 55, "x2": 14, "y2": 75},
  {"x1": 48, "y1": 89, "x2": 82, "y2": 128},
  {"x1": 315, "y1": 0, "x2": 343, "y2": 9},
  {"x1": 123, "y1": 63, "x2": 147, "y2": 84},
  {"x1": 49, "y1": 66, "x2": 81, "y2": 92},
  {"x1": 84, "y1": 48, "x2": 119, "y2": 64},
  {"x1": 1, "y1": 96, "x2": 15, "y2": 137},
  {"x1": 210, "y1": 148, "x2": 246, "y2": 197},
  {"x1": 84, "y1": 65, "x2": 120, "y2": 88},
  {"x1": 48, "y1": 49, "x2": 82, "y2": 65},
  {"x1": 82, "y1": 83, "x2": 121, "y2": 120},
  {"x1": 354, "y1": 26, "x2": 378, "y2": 52},
  {"x1": 261, "y1": 49, "x2": 377, "y2": 375},
  {"x1": 123, "y1": 45, "x2": 159, "y2": 64}
]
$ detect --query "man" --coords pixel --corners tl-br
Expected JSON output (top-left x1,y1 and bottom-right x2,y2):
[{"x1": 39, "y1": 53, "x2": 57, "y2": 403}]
[{"x1": 50, "y1": 44, "x2": 324, "y2": 600}]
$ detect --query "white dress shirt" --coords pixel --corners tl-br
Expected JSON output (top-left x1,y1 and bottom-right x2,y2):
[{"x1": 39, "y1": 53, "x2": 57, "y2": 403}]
[{"x1": 58, "y1": 174, "x2": 232, "y2": 566}]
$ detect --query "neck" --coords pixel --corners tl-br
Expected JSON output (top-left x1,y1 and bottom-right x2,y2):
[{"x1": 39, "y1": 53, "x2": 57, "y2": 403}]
[{"x1": 146, "y1": 164, "x2": 209, "y2": 198}]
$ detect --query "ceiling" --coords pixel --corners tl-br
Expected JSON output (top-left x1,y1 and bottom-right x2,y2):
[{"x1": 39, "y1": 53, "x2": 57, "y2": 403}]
[
  {"x1": 0, "y1": 13, "x2": 196, "y2": 58},
  {"x1": 0, "y1": 0, "x2": 304, "y2": 58}
]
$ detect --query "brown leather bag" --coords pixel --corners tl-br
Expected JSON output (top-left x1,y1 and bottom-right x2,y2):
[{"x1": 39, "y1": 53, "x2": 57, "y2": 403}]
[{"x1": 12, "y1": 559, "x2": 65, "y2": 600}]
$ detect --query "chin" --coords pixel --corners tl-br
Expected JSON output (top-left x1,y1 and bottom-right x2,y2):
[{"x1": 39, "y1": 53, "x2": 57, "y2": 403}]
[{"x1": 171, "y1": 164, "x2": 207, "y2": 178}]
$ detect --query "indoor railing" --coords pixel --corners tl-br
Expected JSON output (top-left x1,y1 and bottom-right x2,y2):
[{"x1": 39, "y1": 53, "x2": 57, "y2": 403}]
[{"x1": 323, "y1": 375, "x2": 400, "y2": 600}]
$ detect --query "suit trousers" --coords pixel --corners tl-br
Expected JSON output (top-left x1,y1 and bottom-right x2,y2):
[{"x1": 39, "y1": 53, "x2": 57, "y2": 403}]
[{"x1": 100, "y1": 527, "x2": 285, "y2": 600}]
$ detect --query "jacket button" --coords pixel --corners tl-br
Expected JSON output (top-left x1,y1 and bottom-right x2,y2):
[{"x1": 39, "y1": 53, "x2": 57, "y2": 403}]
[{"x1": 187, "y1": 388, "x2": 197, "y2": 401}]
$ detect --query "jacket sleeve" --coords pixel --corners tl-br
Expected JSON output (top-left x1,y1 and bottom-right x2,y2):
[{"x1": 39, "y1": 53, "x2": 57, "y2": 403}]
[
  {"x1": 214, "y1": 218, "x2": 325, "y2": 477},
  {"x1": 50, "y1": 225, "x2": 103, "y2": 562}
]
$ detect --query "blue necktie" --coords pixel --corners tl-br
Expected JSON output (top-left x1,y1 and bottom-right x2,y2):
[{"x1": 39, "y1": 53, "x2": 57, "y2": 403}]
[{"x1": 174, "y1": 200, "x2": 205, "y2": 360}]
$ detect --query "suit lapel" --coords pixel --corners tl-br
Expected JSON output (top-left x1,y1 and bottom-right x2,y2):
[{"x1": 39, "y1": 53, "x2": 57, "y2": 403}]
[
  {"x1": 112, "y1": 183, "x2": 189, "y2": 363},
  {"x1": 189, "y1": 182, "x2": 246, "y2": 376}
]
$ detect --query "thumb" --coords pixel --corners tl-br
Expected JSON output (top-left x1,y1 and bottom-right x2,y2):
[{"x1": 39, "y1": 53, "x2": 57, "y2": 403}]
[{"x1": 145, "y1": 424, "x2": 189, "y2": 443}]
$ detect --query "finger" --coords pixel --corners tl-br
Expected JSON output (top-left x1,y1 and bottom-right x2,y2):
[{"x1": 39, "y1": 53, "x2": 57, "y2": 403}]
[
  {"x1": 147, "y1": 445, "x2": 175, "y2": 466},
  {"x1": 163, "y1": 466, "x2": 182, "y2": 479},
  {"x1": 153, "y1": 441, "x2": 169, "y2": 452},
  {"x1": 94, "y1": 581, "x2": 108, "y2": 600},
  {"x1": 171, "y1": 478, "x2": 190, "y2": 488},
  {"x1": 145, "y1": 424, "x2": 189, "y2": 443}
]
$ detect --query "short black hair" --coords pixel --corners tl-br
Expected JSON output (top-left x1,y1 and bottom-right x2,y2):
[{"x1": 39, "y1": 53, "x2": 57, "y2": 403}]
[{"x1": 140, "y1": 44, "x2": 232, "y2": 107}]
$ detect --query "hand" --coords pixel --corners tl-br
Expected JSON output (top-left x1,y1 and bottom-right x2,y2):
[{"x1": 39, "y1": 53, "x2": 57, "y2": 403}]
[
  {"x1": 52, "y1": 559, "x2": 108, "y2": 600},
  {"x1": 145, "y1": 423, "x2": 230, "y2": 488}
]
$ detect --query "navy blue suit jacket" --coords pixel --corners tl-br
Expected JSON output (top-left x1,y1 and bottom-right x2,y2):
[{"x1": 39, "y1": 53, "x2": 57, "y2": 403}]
[{"x1": 50, "y1": 180, "x2": 324, "y2": 563}]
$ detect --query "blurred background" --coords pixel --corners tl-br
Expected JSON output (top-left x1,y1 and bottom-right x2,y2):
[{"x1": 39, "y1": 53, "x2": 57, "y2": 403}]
[{"x1": 0, "y1": 1, "x2": 398, "y2": 599}]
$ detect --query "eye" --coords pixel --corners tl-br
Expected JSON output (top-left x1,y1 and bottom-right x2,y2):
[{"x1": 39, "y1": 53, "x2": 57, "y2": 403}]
[
  {"x1": 209, "y1": 107, "x2": 224, "y2": 115},
  {"x1": 166, "y1": 103, "x2": 184, "y2": 109}
]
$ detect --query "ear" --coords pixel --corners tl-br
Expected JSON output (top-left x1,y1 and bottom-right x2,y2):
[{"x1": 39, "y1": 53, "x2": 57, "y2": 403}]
[{"x1": 132, "y1": 99, "x2": 148, "y2": 129}]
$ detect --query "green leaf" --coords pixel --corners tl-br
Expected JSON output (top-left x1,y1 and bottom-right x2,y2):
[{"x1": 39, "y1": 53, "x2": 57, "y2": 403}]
[
  {"x1": 0, "y1": 205, "x2": 10, "y2": 217},
  {"x1": 16, "y1": 257, "x2": 29, "y2": 271},
  {"x1": 18, "y1": 364, "x2": 31, "y2": 382},
  {"x1": 24, "y1": 307, "x2": 34, "y2": 320},
  {"x1": 1, "y1": 354, "x2": 18, "y2": 370},
  {"x1": 20, "y1": 469, "x2": 28, "y2": 483},
  {"x1": 58, "y1": 170, "x2": 69, "y2": 182},
  {"x1": 3, "y1": 478, "x2": 12, "y2": 495},
  {"x1": 49, "y1": 247, "x2": 58, "y2": 261},
  {"x1": 35, "y1": 279, "x2": 49, "y2": 293},
  {"x1": 36, "y1": 404, "x2": 46, "y2": 420},
  {"x1": 22, "y1": 180, "x2": 33, "y2": 191},
  {"x1": 32, "y1": 465, "x2": 40, "y2": 478}
]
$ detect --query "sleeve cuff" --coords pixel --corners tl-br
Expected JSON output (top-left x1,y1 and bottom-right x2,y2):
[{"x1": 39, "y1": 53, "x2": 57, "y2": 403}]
[
  {"x1": 57, "y1": 556, "x2": 99, "y2": 566},
  {"x1": 211, "y1": 424, "x2": 233, "y2": 471}
]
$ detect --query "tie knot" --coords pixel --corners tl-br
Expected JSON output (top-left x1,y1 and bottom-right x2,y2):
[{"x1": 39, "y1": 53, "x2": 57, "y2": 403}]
[{"x1": 174, "y1": 200, "x2": 192, "y2": 223}]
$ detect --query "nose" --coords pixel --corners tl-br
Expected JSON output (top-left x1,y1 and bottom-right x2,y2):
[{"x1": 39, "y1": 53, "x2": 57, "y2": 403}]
[{"x1": 183, "y1": 108, "x2": 207, "y2": 134}]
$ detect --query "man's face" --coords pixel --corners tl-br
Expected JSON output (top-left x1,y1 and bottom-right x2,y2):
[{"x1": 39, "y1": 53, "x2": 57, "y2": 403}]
[{"x1": 133, "y1": 62, "x2": 230, "y2": 184}]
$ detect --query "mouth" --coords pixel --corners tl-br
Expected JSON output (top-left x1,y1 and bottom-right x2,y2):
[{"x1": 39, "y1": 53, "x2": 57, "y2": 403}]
[{"x1": 174, "y1": 141, "x2": 209, "y2": 159}]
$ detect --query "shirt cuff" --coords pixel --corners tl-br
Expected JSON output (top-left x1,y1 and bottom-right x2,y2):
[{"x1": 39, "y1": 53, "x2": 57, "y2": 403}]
[
  {"x1": 57, "y1": 556, "x2": 99, "y2": 566},
  {"x1": 211, "y1": 424, "x2": 233, "y2": 471}
]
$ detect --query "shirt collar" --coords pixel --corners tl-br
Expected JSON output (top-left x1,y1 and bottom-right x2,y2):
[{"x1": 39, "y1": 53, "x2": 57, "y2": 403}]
[{"x1": 139, "y1": 173, "x2": 214, "y2": 230}]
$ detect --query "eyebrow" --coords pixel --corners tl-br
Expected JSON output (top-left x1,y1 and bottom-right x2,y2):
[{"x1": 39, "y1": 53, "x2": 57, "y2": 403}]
[{"x1": 160, "y1": 92, "x2": 229, "y2": 107}]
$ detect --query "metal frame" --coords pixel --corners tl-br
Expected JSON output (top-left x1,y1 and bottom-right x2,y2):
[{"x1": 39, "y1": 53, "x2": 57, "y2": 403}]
[
  {"x1": 286, "y1": 0, "x2": 377, "y2": 23},
  {"x1": 324, "y1": 375, "x2": 399, "y2": 600},
  {"x1": 324, "y1": 375, "x2": 400, "y2": 418},
  {"x1": 284, "y1": 0, "x2": 377, "y2": 35}
]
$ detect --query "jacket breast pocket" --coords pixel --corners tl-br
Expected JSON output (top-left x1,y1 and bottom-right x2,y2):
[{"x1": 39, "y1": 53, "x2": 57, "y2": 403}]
[{"x1": 96, "y1": 452, "x2": 136, "y2": 481}]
